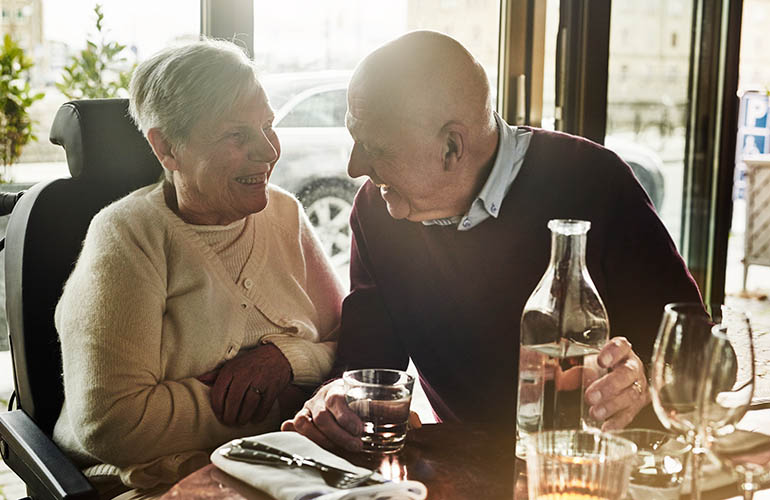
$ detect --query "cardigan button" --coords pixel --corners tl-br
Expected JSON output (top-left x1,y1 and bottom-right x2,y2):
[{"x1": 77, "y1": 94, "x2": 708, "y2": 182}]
[
  {"x1": 243, "y1": 278, "x2": 254, "y2": 290},
  {"x1": 240, "y1": 303, "x2": 248, "y2": 309}
]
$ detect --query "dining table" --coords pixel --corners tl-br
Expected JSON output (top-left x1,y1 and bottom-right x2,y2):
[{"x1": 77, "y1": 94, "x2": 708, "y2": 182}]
[{"x1": 161, "y1": 409, "x2": 770, "y2": 500}]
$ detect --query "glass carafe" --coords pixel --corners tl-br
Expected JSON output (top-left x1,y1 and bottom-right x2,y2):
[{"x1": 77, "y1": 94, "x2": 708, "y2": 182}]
[{"x1": 515, "y1": 219, "x2": 609, "y2": 458}]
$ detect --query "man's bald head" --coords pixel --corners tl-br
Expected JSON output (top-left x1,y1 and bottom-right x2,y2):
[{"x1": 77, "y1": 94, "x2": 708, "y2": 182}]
[
  {"x1": 349, "y1": 30, "x2": 494, "y2": 134},
  {"x1": 345, "y1": 31, "x2": 501, "y2": 222}
]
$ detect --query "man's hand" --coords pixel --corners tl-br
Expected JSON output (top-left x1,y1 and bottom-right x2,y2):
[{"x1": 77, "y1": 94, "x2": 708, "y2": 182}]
[
  {"x1": 280, "y1": 379, "x2": 364, "y2": 452},
  {"x1": 281, "y1": 379, "x2": 424, "y2": 452},
  {"x1": 584, "y1": 337, "x2": 649, "y2": 431},
  {"x1": 199, "y1": 343, "x2": 292, "y2": 426}
]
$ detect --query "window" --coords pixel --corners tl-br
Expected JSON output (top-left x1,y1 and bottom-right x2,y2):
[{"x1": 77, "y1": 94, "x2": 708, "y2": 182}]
[
  {"x1": 278, "y1": 88, "x2": 347, "y2": 128},
  {"x1": 1, "y1": 0, "x2": 199, "y2": 185},
  {"x1": 606, "y1": 0, "x2": 694, "y2": 249},
  {"x1": 0, "y1": 0, "x2": 199, "y2": 349},
  {"x1": 724, "y1": 0, "x2": 770, "y2": 351}
]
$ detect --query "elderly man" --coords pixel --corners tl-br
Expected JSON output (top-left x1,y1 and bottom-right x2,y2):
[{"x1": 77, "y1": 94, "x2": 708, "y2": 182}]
[{"x1": 283, "y1": 31, "x2": 701, "y2": 451}]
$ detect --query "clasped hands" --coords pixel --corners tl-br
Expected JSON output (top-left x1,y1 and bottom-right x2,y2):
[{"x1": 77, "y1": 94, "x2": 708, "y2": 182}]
[
  {"x1": 198, "y1": 343, "x2": 295, "y2": 426},
  {"x1": 282, "y1": 336, "x2": 649, "y2": 452}
]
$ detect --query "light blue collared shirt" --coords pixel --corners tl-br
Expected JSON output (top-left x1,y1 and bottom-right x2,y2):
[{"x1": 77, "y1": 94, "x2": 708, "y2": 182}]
[{"x1": 422, "y1": 112, "x2": 532, "y2": 231}]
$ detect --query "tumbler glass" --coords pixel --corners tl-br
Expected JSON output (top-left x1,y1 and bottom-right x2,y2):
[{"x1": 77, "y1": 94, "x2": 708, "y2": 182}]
[
  {"x1": 526, "y1": 429, "x2": 637, "y2": 500},
  {"x1": 343, "y1": 368, "x2": 414, "y2": 453}
]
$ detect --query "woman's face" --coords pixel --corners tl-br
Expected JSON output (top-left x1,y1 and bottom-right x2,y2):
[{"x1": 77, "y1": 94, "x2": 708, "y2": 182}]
[{"x1": 172, "y1": 84, "x2": 280, "y2": 225}]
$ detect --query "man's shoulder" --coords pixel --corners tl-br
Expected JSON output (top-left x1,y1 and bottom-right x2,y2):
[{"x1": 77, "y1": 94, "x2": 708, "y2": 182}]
[
  {"x1": 519, "y1": 128, "x2": 630, "y2": 186},
  {"x1": 526, "y1": 128, "x2": 619, "y2": 162}
]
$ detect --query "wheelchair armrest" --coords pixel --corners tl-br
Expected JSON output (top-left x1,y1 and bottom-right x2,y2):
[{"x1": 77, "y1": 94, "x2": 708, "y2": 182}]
[{"x1": 0, "y1": 410, "x2": 97, "y2": 500}]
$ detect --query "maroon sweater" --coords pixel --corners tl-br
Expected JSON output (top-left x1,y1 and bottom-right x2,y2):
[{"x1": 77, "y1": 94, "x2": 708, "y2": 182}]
[{"x1": 333, "y1": 128, "x2": 701, "y2": 430}]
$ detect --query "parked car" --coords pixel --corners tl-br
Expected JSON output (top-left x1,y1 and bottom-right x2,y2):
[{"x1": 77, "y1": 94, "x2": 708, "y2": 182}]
[
  {"x1": 262, "y1": 72, "x2": 358, "y2": 276},
  {"x1": 264, "y1": 72, "x2": 666, "y2": 278}
]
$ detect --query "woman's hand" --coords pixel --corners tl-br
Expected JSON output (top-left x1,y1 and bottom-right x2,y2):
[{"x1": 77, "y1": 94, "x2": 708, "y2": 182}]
[{"x1": 199, "y1": 343, "x2": 292, "y2": 426}]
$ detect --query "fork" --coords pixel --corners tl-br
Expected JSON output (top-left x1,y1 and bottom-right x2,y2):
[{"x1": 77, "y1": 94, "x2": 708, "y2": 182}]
[
  {"x1": 220, "y1": 444, "x2": 383, "y2": 489},
  {"x1": 233, "y1": 438, "x2": 387, "y2": 484}
]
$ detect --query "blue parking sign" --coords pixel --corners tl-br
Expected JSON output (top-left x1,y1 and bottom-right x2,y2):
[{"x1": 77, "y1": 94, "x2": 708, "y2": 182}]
[
  {"x1": 740, "y1": 93, "x2": 768, "y2": 129},
  {"x1": 741, "y1": 133, "x2": 766, "y2": 156},
  {"x1": 735, "y1": 91, "x2": 770, "y2": 200}
]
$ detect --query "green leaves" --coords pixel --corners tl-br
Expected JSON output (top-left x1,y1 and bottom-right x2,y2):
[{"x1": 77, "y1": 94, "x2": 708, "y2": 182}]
[
  {"x1": 55, "y1": 4, "x2": 135, "y2": 100},
  {"x1": 0, "y1": 33, "x2": 43, "y2": 173}
]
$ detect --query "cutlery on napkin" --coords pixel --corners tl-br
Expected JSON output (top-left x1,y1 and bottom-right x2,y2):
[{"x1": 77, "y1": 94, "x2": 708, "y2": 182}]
[{"x1": 211, "y1": 432, "x2": 427, "y2": 500}]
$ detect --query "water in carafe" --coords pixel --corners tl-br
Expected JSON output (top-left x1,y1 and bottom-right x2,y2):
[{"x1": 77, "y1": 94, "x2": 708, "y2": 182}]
[{"x1": 516, "y1": 219, "x2": 609, "y2": 458}]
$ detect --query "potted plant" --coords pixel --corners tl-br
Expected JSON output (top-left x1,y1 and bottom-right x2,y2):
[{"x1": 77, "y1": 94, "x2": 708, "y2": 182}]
[
  {"x1": 0, "y1": 34, "x2": 44, "y2": 182},
  {"x1": 56, "y1": 4, "x2": 135, "y2": 99}
]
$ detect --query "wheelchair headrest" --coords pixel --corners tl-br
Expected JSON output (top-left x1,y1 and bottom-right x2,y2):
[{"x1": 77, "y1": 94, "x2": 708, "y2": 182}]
[{"x1": 49, "y1": 99, "x2": 162, "y2": 185}]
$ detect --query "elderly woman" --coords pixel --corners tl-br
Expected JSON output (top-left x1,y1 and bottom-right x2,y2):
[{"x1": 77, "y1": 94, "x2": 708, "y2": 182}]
[{"x1": 52, "y1": 39, "x2": 344, "y2": 496}]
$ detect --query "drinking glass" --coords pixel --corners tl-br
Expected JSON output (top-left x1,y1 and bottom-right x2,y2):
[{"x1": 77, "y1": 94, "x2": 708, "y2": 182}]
[
  {"x1": 343, "y1": 368, "x2": 414, "y2": 453},
  {"x1": 525, "y1": 429, "x2": 637, "y2": 500},
  {"x1": 612, "y1": 429, "x2": 690, "y2": 500},
  {"x1": 649, "y1": 303, "x2": 755, "y2": 500},
  {"x1": 712, "y1": 430, "x2": 770, "y2": 500}
]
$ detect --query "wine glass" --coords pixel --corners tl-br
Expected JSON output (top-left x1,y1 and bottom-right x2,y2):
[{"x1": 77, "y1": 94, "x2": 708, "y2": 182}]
[
  {"x1": 712, "y1": 429, "x2": 770, "y2": 500},
  {"x1": 649, "y1": 303, "x2": 755, "y2": 500}
]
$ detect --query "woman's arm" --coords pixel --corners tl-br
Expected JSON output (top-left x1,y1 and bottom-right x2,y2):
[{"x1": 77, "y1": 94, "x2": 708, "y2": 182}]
[
  {"x1": 260, "y1": 205, "x2": 344, "y2": 385},
  {"x1": 55, "y1": 211, "x2": 270, "y2": 467}
]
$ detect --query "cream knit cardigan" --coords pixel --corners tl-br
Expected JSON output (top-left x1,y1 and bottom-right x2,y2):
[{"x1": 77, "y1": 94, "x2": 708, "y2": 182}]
[{"x1": 53, "y1": 182, "x2": 344, "y2": 488}]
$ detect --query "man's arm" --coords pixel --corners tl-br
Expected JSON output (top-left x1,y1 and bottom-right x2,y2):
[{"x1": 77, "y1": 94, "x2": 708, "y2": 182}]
[
  {"x1": 586, "y1": 151, "x2": 702, "y2": 430},
  {"x1": 601, "y1": 153, "x2": 702, "y2": 366}
]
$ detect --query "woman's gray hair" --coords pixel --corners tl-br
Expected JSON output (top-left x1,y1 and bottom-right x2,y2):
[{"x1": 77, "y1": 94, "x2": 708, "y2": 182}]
[{"x1": 128, "y1": 38, "x2": 259, "y2": 155}]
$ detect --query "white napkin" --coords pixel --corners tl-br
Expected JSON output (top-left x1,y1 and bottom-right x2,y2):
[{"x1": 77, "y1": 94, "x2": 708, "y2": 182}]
[{"x1": 211, "y1": 432, "x2": 428, "y2": 500}]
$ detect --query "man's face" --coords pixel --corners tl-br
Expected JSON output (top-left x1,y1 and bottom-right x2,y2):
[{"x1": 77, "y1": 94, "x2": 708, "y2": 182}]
[
  {"x1": 345, "y1": 86, "x2": 452, "y2": 222},
  {"x1": 174, "y1": 85, "x2": 281, "y2": 225}
]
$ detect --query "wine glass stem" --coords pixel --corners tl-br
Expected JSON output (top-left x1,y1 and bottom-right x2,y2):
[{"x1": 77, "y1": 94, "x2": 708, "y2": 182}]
[
  {"x1": 741, "y1": 472, "x2": 757, "y2": 500},
  {"x1": 690, "y1": 449, "x2": 703, "y2": 500}
]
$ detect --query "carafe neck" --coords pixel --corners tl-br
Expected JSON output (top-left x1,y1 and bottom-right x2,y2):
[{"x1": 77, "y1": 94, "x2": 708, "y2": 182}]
[{"x1": 549, "y1": 231, "x2": 587, "y2": 273}]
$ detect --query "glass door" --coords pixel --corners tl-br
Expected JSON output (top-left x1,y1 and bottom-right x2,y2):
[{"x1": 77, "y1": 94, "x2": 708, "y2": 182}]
[
  {"x1": 605, "y1": 0, "x2": 695, "y2": 249},
  {"x1": 545, "y1": 0, "x2": 742, "y2": 304}
]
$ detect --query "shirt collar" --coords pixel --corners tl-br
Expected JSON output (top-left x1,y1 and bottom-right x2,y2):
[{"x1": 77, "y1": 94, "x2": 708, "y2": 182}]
[
  {"x1": 423, "y1": 112, "x2": 532, "y2": 230},
  {"x1": 473, "y1": 112, "x2": 522, "y2": 218}
]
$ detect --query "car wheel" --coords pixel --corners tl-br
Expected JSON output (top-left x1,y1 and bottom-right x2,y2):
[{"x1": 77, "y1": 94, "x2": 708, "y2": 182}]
[{"x1": 297, "y1": 178, "x2": 358, "y2": 273}]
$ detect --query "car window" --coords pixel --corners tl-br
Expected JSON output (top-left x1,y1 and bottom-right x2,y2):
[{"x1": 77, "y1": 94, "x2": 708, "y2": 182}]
[{"x1": 278, "y1": 89, "x2": 347, "y2": 128}]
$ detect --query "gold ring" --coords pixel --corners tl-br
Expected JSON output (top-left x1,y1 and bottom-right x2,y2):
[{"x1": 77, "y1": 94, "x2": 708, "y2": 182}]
[
  {"x1": 632, "y1": 381, "x2": 644, "y2": 395},
  {"x1": 250, "y1": 386, "x2": 263, "y2": 396}
]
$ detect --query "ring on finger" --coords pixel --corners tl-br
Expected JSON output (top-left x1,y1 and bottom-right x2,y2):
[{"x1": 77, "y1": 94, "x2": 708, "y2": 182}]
[
  {"x1": 631, "y1": 380, "x2": 644, "y2": 395},
  {"x1": 250, "y1": 386, "x2": 263, "y2": 396}
]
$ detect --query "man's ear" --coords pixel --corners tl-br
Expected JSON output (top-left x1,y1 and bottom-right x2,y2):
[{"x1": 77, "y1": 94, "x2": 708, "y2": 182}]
[
  {"x1": 441, "y1": 123, "x2": 465, "y2": 171},
  {"x1": 147, "y1": 128, "x2": 180, "y2": 172}
]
